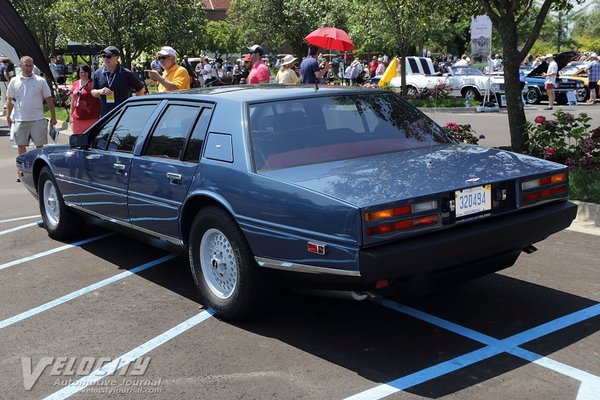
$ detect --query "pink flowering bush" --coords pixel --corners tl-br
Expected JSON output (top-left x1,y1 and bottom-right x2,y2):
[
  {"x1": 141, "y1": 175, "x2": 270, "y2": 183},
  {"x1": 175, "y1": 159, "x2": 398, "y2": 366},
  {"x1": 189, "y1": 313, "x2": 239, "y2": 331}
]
[
  {"x1": 525, "y1": 109, "x2": 600, "y2": 168},
  {"x1": 443, "y1": 122, "x2": 485, "y2": 144},
  {"x1": 410, "y1": 84, "x2": 451, "y2": 100}
]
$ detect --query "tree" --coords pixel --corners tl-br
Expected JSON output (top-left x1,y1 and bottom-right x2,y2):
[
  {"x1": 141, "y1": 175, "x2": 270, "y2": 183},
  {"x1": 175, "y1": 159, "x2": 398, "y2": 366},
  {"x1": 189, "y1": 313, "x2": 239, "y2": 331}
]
[
  {"x1": 9, "y1": 0, "x2": 62, "y2": 58},
  {"x1": 55, "y1": 0, "x2": 206, "y2": 67},
  {"x1": 348, "y1": 0, "x2": 463, "y2": 96},
  {"x1": 228, "y1": 0, "x2": 347, "y2": 57},
  {"x1": 477, "y1": 0, "x2": 584, "y2": 152},
  {"x1": 205, "y1": 21, "x2": 244, "y2": 60}
]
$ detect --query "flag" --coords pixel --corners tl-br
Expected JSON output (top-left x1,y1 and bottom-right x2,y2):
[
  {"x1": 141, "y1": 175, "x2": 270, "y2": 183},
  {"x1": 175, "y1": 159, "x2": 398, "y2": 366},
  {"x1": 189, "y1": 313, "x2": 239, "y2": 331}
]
[{"x1": 378, "y1": 57, "x2": 398, "y2": 87}]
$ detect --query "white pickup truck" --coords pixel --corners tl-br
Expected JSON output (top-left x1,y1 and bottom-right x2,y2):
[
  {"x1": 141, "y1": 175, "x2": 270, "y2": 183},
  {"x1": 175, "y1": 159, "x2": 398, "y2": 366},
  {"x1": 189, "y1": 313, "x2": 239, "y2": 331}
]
[{"x1": 389, "y1": 57, "x2": 504, "y2": 101}]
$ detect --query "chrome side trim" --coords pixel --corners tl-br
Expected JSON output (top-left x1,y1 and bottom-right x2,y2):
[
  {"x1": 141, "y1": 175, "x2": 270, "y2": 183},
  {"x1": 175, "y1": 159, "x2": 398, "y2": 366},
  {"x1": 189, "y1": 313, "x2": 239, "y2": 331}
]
[
  {"x1": 255, "y1": 257, "x2": 361, "y2": 277},
  {"x1": 68, "y1": 204, "x2": 184, "y2": 246}
]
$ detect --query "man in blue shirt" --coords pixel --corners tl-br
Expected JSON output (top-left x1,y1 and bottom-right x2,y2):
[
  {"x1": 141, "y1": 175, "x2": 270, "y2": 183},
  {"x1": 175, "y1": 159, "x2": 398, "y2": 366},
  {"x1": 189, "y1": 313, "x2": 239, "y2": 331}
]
[
  {"x1": 586, "y1": 55, "x2": 600, "y2": 104},
  {"x1": 91, "y1": 46, "x2": 145, "y2": 116},
  {"x1": 300, "y1": 45, "x2": 329, "y2": 84}
]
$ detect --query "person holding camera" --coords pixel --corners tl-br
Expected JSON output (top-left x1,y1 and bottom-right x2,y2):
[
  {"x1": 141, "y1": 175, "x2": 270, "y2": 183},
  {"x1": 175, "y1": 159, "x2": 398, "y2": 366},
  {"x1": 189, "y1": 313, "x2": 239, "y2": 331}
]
[{"x1": 145, "y1": 46, "x2": 190, "y2": 93}]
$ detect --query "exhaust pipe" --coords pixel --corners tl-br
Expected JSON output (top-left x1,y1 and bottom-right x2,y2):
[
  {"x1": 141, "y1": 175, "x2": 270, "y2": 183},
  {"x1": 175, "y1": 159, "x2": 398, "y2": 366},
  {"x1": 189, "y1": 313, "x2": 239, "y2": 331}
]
[{"x1": 523, "y1": 245, "x2": 538, "y2": 254}]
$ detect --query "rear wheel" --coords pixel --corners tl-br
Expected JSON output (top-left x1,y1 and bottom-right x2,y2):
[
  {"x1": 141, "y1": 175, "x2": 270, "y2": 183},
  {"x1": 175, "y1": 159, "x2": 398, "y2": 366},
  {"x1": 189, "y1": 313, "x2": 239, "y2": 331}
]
[
  {"x1": 38, "y1": 166, "x2": 81, "y2": 240},
  {"x1": 189, "y1": 206, "x2": 272, "y2": 320},
  {"x1": 406, "y1": 86, "x2": 418, "y2": 97},
  {"x1": 525, "y1": 87, "x2": 541, "y2": 104},
  {"x1": 576, "y1": 87, "x2": 589, "y2": 102}
]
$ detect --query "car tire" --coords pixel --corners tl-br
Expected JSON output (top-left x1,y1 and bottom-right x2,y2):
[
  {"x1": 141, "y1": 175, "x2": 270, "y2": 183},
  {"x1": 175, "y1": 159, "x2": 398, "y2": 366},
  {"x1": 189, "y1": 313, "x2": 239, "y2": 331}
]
[
  {"x1": 462, "y1": 87, "x2": 480, "y2": 101},
  {"x1": 576, "y1": 87, "x2": 589, "y2": 102},
  {"x1": 525, "y1": 87, "x2": 541, "y2": 104},
  {"x1": 406, "y1": 86, "x2": 418, "y2": 97},
  {"x1": 189, "y1": 206, "x2": 272, "y2": 320},
  {"x1": 38, "y1": 166, "x2": 81, "y2": 240}
]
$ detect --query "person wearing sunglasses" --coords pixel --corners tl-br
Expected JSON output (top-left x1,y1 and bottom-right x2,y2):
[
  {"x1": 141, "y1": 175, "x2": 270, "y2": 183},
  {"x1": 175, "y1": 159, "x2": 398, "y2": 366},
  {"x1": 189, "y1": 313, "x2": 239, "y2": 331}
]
[
  {"x1": 69, "y1": 64, "x2": 99, "y2": 134},
  {"x1": 246, "y1": 45, "x2": 270, "y2": 84},
  {"x1": 91, "y1": 46, "x2": 145, "y2": 116},
  {"x1": 145, "y1": 46, "x2": 190, "y2": 92}
]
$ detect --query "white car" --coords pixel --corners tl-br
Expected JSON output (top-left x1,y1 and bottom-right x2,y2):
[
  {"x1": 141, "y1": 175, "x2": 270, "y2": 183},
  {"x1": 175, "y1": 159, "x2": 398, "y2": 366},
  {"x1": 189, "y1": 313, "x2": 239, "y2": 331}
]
[{"x1": 389, "y1": 57, "x2": 503, "y2": 100}]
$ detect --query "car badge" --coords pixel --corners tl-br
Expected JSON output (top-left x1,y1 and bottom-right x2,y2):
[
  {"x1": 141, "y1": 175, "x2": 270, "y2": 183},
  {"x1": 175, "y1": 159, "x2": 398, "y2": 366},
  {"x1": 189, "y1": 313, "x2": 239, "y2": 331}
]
[
  {"x1": 307, "y1": 242, "x2": 326, "y2": 255},
  {"x1": 466, "y1": 177, "x2": 480, "y2": 183}
]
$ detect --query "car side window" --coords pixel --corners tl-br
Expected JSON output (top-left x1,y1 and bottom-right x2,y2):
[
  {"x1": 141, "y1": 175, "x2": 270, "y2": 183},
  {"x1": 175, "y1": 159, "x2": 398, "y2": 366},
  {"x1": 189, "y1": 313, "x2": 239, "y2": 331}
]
[
  {"x1": 145, "y1": 105, "x2": 200, "y2": 159},
  {"x1": 92, "y1": 117, "x2": 118, "y2": 150},
  {"x1": 107, "y1": 105, "x2": 156, "y2": 153},
  {"x1": 183, "y1": 107, "x2": 212, "y2": 163}
]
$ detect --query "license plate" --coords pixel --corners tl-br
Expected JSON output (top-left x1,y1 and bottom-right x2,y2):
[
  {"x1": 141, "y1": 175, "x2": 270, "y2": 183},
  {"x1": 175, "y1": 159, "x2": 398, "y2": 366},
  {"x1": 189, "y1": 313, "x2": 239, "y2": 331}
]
[{"x1": 455, "y1": 185, "x2": 491, "y2": 218}]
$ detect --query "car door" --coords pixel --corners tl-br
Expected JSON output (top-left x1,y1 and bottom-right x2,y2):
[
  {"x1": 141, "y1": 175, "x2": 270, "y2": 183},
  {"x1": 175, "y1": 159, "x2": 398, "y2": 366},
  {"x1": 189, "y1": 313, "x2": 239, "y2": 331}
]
[
  {"x1": 127, "y1": 102, "x2": 213, "y2": 241},
  {"x1": 75, "y1": 103, "x2": 159, "y2": 223}
]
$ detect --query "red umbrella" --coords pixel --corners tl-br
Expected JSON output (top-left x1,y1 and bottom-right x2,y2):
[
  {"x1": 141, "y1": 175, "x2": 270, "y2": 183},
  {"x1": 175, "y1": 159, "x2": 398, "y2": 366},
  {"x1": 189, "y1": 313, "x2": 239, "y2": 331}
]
[{"x1": 305, "y1": 27, "x2": 355, "y2": 51}]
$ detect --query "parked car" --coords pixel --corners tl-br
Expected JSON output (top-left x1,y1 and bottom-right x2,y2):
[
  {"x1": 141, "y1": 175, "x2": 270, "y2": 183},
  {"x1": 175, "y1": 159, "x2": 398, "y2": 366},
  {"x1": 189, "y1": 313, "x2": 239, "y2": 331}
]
[
  {"x1": 17, "y1": 86, "x2": 577, "y2": 320},
  {"x1": 389, "y1": 57, "x2": 503, "y2": 100},
  {"x1": 524, "y1": 51, "x2": 586, "y2": 104},
  {"x1": 560, "y1": 63, "x2": 598, "y2": 102}
]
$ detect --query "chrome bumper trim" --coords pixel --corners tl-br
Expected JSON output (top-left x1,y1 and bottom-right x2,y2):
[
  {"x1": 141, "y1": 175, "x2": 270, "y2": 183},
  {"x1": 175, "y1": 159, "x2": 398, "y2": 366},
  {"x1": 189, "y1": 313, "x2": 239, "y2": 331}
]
[{"x1": 255, "y1": 257, "x2": 361, "y2": 277}]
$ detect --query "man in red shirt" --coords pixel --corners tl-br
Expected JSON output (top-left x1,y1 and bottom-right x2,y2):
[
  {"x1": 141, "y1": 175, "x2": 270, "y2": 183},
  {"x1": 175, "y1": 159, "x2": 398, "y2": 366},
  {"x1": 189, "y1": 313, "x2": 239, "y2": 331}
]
[
  {"x1": 247, "y1": 45, "x2": 270, "y2": 84},
  {"x1": 368, "y1": 56, "x2": 378, "y2": 78}
]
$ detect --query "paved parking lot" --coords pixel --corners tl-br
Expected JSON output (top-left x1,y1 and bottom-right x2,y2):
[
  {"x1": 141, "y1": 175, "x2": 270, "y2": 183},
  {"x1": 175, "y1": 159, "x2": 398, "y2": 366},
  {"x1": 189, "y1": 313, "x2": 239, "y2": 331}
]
[{"x1": 0, "y1": 119, "x2": 598, "y2": 400}]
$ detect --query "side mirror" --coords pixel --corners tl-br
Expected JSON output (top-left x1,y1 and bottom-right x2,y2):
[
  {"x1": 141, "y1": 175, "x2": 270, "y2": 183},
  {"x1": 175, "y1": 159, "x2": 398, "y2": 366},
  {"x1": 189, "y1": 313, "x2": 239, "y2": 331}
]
[{"x1": 70, "y1": 134, "x2": 89, "y2": 149}]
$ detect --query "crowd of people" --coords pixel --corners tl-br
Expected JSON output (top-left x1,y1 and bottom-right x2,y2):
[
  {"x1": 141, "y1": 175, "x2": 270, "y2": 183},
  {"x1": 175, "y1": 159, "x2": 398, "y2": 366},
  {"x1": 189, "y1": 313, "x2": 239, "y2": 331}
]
[{"x1": 2, "y1": 40, "x2": 600, "y2": 179}]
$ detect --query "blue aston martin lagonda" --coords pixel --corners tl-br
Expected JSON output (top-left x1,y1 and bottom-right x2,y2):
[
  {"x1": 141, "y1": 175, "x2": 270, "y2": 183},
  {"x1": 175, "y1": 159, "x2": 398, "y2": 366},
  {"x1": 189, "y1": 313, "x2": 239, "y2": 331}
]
[{"x1": 16, "y1": 86, "x2": 577, "y2": 319}]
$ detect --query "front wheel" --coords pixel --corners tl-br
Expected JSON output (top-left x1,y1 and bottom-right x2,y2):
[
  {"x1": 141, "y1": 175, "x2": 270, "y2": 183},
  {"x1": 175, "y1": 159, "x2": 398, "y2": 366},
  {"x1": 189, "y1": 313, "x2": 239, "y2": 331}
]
[
  {"x1": 38, "y1": 166, "x2": 81, "y2": 240},
  {"x1": 576, "y1": 87, "x2": 589, "y2": 102},
  {"x1": 189, "y1": 207, "x2": 272, "y2": 320},
  {"x1": 462, "y1": 87, "x2": 480, "y2": 101}
]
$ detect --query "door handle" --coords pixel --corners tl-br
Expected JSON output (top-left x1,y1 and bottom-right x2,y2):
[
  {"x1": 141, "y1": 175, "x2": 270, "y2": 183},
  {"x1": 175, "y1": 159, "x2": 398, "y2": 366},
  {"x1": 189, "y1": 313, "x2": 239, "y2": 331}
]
[
  {"x1": 113, "y1": 163, "x2": 125, "y2": 172},
  {"x1": 167, "y1": 172, "x2": 182, "y2": 183}
]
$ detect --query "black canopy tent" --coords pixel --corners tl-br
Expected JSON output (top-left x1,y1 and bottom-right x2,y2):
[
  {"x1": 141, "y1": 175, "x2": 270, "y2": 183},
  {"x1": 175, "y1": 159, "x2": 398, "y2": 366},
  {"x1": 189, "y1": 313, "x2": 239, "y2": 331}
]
[{"x1": 0, "y1": 0, "x2": 53, "y2": 80}]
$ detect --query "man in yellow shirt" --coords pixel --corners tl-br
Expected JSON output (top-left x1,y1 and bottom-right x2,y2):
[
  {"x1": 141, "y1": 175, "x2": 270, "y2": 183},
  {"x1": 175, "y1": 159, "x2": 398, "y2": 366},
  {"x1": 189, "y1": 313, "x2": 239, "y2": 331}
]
[{"x1": 146, "y1": 46, "x2": 190, "y2": 92}]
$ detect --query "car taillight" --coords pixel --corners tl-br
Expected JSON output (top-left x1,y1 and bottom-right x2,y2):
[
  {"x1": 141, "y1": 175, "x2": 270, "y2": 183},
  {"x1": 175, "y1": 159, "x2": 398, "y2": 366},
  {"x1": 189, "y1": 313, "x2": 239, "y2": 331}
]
[
  {"x1": 364, "y1": 201, "x2": 437, "y2": 221},
  {"x1": 365, "y1": 200, "x2": 439, "y2": 236},
  {"x1": 365, "y1": 215, "x2": 439, "y2": 236},
  {"x1": 521, "y1": 172, "x2": 568, "y2": 203}
]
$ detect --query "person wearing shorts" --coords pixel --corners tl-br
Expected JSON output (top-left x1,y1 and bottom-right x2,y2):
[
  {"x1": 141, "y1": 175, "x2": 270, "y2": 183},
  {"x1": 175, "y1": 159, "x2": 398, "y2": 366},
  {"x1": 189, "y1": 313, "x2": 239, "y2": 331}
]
[
  {"x1": 542, "y1": 54, "x2": 558, "y2": 110},
  {"x1": 6, "y1": 56, "x2": 57, "y2": 180},
  {"x1": 586, "y1": 55, "x2": 600, "y2": 104}
]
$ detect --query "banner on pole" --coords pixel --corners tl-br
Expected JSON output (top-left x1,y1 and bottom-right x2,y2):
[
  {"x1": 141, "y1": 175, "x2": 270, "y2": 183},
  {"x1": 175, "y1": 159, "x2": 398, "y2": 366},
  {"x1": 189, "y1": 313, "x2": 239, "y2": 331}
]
[{"x1": 470, "y1": 15, "x2": 492, "y2": 61}]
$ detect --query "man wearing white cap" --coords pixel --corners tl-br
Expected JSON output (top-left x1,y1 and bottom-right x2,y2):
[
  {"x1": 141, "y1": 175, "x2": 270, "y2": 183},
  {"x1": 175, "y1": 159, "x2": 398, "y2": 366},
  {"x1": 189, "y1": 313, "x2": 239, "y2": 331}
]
[
  {"x1": 542, "y1": 53, "x2": 558, "y2": 110},
  {"x1": 246, "y1": 45, "x2": 270, "y2": 84},
  {"x1": 146, "y1": 46, "x2": 190, "y2": 92}
]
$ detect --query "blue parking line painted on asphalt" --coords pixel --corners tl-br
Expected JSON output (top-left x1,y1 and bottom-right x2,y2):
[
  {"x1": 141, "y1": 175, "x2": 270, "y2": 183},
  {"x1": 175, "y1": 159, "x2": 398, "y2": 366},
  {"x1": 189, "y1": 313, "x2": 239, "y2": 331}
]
[
  {"x1": 0, "y1": 233, "x2": 114, "y2": 271},
  {"x1": 344, "y1": 299, "x2": 600, "y2": 400},
  {"x1": 0, "y1": 221, "x2": 43, "y2": 237},
  {"x1": 44, "y1": 309, "x2": 214, "y2": 400},
  {"x1": 347, "y1": 299, "x2": 600, "y2": 400},
  {"x1": 0, "y1": 215, "x2": 39, "y2": 224},
  {"x1": 0, "y1": 254, "x2": 178, "y2": 330}
]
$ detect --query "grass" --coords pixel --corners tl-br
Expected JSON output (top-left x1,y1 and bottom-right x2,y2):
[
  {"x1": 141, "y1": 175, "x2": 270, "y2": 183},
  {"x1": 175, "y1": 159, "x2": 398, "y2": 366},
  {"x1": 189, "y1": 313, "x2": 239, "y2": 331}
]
[
  {"x1": 569, "y1": 168, "x2": 600, "y2": 203},
  {"x1": 407, "y1": 98, "x2": 480, "y2": 108},
  {"x1": 44, "y1": 104, "x2": 69, "y2": 122}
]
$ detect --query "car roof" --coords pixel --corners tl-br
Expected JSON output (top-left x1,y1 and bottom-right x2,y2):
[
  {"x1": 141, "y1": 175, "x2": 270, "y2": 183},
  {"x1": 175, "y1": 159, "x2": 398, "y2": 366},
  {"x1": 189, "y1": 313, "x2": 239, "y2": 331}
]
[{"x1": 127, "y1": 85, "x2": 387, "y2": 104}]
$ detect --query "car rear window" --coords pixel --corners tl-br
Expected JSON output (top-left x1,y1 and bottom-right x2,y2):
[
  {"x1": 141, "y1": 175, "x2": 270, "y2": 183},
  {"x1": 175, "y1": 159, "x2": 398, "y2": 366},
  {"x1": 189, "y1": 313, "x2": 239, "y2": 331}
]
[{"x1": 249, "y1": 92, "x2": 452, "y2": 171}]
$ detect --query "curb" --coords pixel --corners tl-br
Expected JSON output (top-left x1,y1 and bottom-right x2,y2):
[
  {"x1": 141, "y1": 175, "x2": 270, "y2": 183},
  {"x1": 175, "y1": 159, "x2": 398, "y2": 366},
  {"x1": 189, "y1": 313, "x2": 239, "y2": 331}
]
[{"x1": 572, "y1": 200, "x2": 600, "y2": 227}]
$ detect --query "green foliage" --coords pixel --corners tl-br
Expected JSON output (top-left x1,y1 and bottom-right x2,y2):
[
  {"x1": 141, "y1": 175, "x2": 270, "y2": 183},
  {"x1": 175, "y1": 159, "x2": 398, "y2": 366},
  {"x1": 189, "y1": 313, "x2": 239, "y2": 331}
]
[
  {"x1": 228, "y1": 0, "x2": 346, "y2": 57},
  {"x1": 525, "y1": 109, "x2": 600, "y2": 168},
  {"x1": 54, "y1": 0, "x2": 206, "y2": 67},
  {"x1": 9, "y1": 0, "x2": 63, "y2": 58},
  {"x1": 205, "y1": 21, "x2": 244, "y2": 59},
  {"x1": 569, "y1": 168, "x2": 600, "y2": 203}
]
